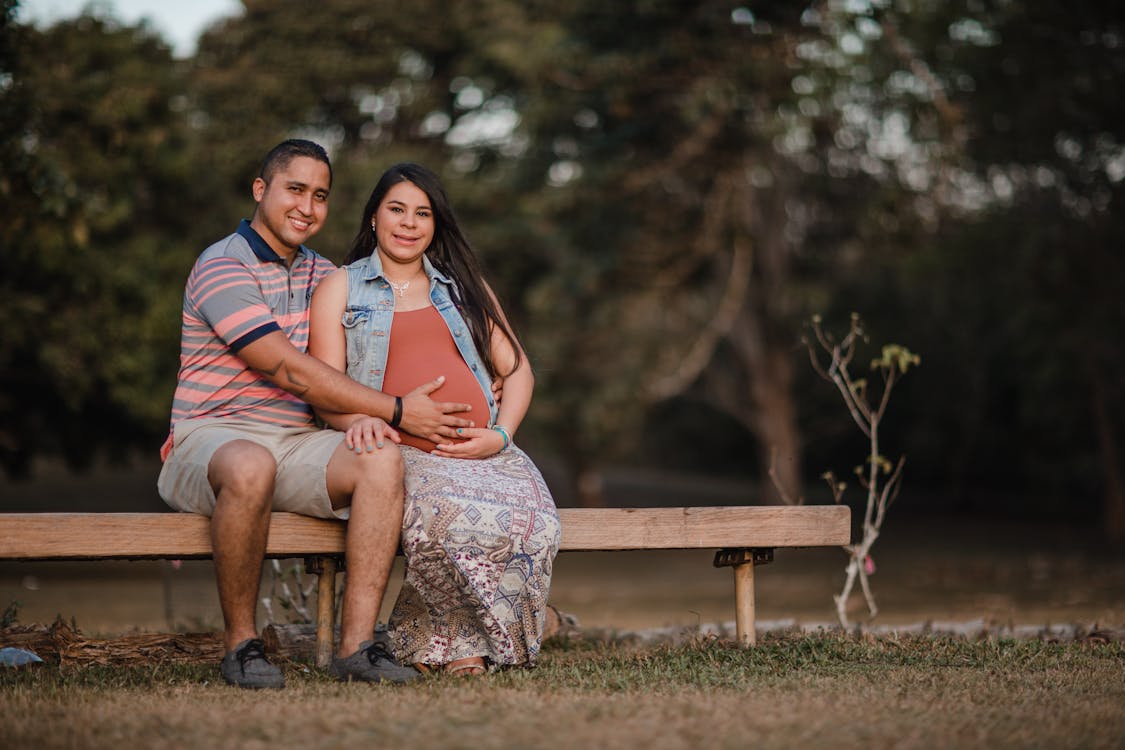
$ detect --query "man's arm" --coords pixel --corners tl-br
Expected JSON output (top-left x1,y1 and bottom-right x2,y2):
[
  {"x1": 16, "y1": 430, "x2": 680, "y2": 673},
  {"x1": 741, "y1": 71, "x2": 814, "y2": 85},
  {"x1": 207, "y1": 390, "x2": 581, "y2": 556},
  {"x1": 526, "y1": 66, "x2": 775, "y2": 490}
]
[{"x1": 238, "y1": 331, "x2": 473, "y2": 441}]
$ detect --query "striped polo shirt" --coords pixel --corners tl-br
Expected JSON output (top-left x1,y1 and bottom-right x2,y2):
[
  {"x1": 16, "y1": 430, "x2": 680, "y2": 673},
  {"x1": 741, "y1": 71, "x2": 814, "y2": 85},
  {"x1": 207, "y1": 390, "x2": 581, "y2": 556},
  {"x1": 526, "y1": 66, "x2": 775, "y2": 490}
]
[{"x1": 161, "y1": 220, "x2": 336, "y2": 460}]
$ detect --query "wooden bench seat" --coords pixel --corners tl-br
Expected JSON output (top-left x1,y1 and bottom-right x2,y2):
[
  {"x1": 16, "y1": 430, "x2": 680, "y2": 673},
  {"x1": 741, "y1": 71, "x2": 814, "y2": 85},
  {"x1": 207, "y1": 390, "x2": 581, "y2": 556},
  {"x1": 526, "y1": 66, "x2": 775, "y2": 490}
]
[{"x1": 0, "y1": 506, "x2": 850, "y2": 665}]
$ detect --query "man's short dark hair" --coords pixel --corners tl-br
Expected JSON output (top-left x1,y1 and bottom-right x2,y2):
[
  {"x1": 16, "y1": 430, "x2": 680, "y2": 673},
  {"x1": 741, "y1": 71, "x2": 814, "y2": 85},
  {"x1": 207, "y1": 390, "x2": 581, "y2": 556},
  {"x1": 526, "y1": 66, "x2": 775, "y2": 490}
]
[{"x1": 259, "y1": 139, "x2": 333, "y2": 187}]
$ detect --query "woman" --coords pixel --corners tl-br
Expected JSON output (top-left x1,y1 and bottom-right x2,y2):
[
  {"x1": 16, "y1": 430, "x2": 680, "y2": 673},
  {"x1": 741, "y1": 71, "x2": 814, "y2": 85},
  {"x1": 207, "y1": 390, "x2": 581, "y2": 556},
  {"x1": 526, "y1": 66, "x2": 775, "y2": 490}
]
[{"x1": 308, "y1": 163, "x2": 560, "y2": 676}]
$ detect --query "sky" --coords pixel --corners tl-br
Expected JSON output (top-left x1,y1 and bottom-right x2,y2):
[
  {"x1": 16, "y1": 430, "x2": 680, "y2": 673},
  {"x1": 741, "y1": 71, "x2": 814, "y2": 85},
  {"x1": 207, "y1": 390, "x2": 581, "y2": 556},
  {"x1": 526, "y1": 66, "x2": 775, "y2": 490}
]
[{"x1": 16, "y1": 0, "x2": 243, "y2": 57}]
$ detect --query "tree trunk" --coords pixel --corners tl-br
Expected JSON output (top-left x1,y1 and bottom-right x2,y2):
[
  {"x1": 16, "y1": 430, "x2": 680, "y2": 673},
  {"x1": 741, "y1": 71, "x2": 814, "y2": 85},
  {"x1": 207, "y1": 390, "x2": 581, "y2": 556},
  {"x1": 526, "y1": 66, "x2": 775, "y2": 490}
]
[
  {"x1": 731, "y1": 168, "x2": 804, "y2": 505},
  {"x1": 752, "y1": 349, "x2": 802, "y2": 505},
  {"x1": 724, "y1": 307, "x2": 802, "y2": 505}
]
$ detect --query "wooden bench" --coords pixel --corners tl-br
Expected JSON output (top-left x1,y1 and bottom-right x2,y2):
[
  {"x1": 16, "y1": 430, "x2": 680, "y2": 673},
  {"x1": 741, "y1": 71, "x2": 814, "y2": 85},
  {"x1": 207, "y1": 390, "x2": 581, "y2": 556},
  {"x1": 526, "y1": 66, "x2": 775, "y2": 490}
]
[{"x1": 0, "y1": 506, "x2": 850, "y2": 666}]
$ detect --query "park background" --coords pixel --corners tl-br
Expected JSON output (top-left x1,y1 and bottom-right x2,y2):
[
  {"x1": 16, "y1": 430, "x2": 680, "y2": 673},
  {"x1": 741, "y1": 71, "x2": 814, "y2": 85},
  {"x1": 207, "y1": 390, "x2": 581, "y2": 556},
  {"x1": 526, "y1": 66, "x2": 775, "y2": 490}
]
[{"x1": 1, "y1": 0, "x2": 1123, "y2": 636}]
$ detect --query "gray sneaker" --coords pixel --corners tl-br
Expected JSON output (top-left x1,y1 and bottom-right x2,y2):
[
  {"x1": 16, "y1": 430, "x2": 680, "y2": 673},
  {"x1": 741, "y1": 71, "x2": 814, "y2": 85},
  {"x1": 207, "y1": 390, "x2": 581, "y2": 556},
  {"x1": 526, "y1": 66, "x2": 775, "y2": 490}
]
[
  {"x1": 219, "y1": 638, "x2": 285, "y2": 689},
  {"x1": 329, "y1": 640, "x2": 420, "y2": 684}
]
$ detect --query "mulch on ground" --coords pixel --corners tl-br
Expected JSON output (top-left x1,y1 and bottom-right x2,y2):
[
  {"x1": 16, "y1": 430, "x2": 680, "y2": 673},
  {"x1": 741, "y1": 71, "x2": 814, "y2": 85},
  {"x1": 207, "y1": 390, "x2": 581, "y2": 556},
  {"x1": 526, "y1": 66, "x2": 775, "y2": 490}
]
[
  {"x1": 0, "y1": 605, "x2": 585, "y2": 667},
  {"x1": 2, "y1": 619, "x2": 226, "y2": 666}
]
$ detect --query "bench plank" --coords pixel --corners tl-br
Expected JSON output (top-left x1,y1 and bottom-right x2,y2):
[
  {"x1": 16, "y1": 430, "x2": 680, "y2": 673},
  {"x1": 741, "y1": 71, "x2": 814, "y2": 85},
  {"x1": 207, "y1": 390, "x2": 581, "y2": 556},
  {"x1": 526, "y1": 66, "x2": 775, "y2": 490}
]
[
  {"x1": 0, "y1": 506, "x2": 849, "y2": 560},
  {"x1": 558, "y1": 506, "x2": 850, "y2": 549},
  {"x1": 0, "y1": 513, "x2": 335, "y2": 560}
]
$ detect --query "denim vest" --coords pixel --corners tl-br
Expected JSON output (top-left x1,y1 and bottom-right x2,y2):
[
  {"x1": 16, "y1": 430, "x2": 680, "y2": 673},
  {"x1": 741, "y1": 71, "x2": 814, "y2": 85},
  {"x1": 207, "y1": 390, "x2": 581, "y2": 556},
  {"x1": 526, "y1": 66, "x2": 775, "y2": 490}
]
[{"x1": 342, "y1": 253, "x2": 498, "y2": 426}]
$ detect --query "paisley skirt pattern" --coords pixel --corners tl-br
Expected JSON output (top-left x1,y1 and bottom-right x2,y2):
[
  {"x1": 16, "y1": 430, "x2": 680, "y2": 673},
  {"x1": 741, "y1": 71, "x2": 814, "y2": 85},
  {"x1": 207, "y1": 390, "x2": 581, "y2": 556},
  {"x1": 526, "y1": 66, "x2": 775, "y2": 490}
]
[{"x1": 389, "y1": 445, "x2": 560, "y2": 668}]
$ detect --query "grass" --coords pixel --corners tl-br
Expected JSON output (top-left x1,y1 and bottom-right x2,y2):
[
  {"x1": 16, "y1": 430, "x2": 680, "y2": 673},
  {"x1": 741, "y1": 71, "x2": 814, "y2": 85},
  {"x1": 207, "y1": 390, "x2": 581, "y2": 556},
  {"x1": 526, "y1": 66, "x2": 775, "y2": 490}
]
[{"x1": 2, "y1": 633, "x2": 1123, "y2": 749}]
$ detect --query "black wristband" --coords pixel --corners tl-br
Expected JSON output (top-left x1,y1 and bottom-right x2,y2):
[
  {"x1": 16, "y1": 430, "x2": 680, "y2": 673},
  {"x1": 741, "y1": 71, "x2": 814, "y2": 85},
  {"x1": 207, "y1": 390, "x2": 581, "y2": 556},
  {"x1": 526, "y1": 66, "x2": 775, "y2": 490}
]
[{"x1": 389, "y1": 396, "x2": 403, "y2": 428}]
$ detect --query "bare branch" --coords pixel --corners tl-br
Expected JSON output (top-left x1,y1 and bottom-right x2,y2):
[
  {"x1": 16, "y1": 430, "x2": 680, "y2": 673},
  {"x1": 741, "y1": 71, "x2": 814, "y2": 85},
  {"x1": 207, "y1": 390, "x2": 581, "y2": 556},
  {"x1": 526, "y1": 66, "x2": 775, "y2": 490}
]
[
  {"x1": 872, "y1": 365, "x2": 897, "y2": 422},
  {"x1": 810, "y1": 318, "x2": 875, "y2": 437},
  {"x1": 857, "y1": 563, "x2": 878, "y2": 617},
  {"x1": 805, "y1": 337, "x2": 832, "y2": 381},
  {"x1": 828, "y1": 367, "x2": 874, "y2": 439},
  {"x1": 646, "y1": 170, "x2": 741, "y2": 289},
  {"x1": 873, "y1": 456, "x2": 907, "y2": 529},
  {"x1": 835, "y1": 557, "x2": 860, "y2": 629},
  {"x1": 647, "y1": 233, "x2": 752, "y2": 400},
  {"x1": 622, "y1": 101, "x2": 730, "y2": 194},
  {"x1": 877, "y1": 12, "x2": 965, "y2": 142},
  {"x1": 810, "y1": 314, "x2": 918, "y2": 629},
  {"x1": 813, "y1": 318, "x2": 835, "y2": 354}
]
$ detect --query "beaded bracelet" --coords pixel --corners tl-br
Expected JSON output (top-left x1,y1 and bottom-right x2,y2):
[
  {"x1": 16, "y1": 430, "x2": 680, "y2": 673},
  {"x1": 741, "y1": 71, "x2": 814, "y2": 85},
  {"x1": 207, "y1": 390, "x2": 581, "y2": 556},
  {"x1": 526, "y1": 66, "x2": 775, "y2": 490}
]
[{"x1": 491, "y1": 425, "x2": 511, "y2": 451}]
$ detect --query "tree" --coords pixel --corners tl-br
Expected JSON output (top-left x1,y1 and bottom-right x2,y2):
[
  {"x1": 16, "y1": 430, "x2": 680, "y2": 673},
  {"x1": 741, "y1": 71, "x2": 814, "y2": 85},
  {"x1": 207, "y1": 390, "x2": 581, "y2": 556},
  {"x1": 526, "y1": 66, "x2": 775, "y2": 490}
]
[
  {"x1": 951, "y1": 3, "x2": 1125, "y2": 539},
  {"x1": 0, "y1": 10, "x2": 204, "y2": 475},
  {"x1": 466, "y1": 2, "x2": 958, "y2": 504},
  {"x1": 856, "y1": 2, "x2": 1125, "y2": 537}
]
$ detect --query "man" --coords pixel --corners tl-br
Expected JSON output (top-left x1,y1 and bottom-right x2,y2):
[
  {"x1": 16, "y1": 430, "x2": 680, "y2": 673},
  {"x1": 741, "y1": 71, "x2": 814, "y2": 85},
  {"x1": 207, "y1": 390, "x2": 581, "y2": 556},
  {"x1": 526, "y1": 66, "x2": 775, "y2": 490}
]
[{"x1": 158, "y1": 139, "x2": 474, "y2": 688}]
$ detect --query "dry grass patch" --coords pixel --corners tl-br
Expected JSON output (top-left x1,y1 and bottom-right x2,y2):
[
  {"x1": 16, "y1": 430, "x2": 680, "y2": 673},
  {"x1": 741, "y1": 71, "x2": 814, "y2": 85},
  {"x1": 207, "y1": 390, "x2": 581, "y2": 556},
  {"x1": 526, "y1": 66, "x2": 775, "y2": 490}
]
[{"x1": 1, "y1": 634, "x2": 1122, "y2": 749}]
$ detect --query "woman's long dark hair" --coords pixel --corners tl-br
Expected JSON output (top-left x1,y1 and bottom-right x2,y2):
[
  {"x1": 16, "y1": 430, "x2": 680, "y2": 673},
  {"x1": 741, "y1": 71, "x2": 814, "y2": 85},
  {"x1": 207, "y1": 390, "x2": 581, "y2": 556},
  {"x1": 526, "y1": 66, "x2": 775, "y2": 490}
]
[{"x1": 345, "y1": 163, "x2": 521, "y2": 379}]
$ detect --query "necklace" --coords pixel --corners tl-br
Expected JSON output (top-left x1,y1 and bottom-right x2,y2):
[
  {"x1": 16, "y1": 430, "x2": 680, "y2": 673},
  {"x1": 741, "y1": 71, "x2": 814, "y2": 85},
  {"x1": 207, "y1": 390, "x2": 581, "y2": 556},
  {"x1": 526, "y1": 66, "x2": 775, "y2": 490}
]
[{"x1": 387, "y1": 278, "x2": 411, "y2": 297}]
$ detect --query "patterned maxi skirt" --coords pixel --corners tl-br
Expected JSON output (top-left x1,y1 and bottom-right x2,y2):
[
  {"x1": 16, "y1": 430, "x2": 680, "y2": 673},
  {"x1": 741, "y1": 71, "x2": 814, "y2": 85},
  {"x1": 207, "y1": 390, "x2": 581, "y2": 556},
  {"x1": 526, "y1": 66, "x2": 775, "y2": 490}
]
[{"x1": 389, "y1": 444, "x2": 561, "y2": 668}]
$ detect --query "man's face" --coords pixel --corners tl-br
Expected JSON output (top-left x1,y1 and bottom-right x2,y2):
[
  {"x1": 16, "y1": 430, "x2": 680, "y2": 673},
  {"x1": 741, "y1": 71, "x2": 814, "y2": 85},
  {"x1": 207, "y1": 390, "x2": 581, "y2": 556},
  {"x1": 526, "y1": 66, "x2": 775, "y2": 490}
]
[{"x1": 250, "y1": 156, "x2": 331, "y2": 258}]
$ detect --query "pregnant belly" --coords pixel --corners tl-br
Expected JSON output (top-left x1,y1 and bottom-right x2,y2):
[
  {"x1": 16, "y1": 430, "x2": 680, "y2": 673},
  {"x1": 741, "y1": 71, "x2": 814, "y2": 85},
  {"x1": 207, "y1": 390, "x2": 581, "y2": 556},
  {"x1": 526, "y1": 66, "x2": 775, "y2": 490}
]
[{"x1": 381, "y1": 309, "x2": 490, "y2": 453}]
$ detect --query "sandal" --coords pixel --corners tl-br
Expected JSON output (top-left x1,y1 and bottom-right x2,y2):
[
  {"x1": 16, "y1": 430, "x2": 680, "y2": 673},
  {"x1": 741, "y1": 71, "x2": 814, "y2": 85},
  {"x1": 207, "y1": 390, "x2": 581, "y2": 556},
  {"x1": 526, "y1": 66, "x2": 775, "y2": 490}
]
[{"x1": 445, "y1": 657, "x2": 487, "y2": 677}]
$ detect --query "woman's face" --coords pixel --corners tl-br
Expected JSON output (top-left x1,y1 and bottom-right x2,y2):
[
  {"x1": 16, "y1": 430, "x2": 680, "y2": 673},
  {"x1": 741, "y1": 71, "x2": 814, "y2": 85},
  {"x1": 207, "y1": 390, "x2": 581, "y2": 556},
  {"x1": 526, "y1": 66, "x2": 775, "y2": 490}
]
[{"x1": 372, "y1": 180, "x2": 435, "y2": 267}]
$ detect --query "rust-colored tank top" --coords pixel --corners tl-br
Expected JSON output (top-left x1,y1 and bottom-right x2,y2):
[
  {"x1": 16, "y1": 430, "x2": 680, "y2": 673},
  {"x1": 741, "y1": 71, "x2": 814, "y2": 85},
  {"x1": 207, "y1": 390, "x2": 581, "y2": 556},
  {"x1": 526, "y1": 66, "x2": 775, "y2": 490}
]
[{"x1": 382, "y1": 306, "x2": 490, "y2": 453}]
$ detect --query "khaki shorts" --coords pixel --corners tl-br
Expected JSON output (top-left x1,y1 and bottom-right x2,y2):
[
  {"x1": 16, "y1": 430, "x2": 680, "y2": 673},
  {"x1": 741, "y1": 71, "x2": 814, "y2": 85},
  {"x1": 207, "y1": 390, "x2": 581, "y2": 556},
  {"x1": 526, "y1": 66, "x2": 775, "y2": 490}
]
[{"x1": 157, "y1": 418, "x2": 348, "y2": 520}]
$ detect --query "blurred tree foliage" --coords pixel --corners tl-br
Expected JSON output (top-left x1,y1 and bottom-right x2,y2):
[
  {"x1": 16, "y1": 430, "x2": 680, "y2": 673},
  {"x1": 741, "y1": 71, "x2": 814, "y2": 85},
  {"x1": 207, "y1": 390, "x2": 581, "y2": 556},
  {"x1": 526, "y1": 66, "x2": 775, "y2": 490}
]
[
  {"x1": 881, "y1": 2, "x2": 1125, "y2": 535},
  {"x1": 0, "y1": 4, "x2": 207, "y2": 475},
  {"x1": 473, "y1": 2, "x2": 959, "y2": 503},
  {"x1": 1, "y1": 1, "x2": 1122, "y2": 534}
]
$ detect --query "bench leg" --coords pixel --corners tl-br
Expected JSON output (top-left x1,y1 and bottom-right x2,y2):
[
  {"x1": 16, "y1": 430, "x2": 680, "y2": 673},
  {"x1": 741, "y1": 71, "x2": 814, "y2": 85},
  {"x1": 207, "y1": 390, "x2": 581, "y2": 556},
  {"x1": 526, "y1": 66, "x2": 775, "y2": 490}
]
[
  {"x1": 714, "y1": 548, "x2": 773, "y2": 647},
  {"x1": 732, "y1": 562, "x2": 756, "y2": 646},
  {"x1": 305, "y1": 556, "x2": 338, "y2": 669}
]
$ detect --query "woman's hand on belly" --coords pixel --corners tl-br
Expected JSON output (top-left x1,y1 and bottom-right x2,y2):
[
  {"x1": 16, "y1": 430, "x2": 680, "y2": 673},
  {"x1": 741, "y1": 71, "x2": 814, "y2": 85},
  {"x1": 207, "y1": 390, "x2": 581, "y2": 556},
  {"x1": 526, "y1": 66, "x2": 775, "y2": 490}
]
[
  {"x1": 343, "y1": 416, "x2": 402, "y2": 453},
  {"x1": 432, "y1": 427, "x2": 506, "y2": 459}
]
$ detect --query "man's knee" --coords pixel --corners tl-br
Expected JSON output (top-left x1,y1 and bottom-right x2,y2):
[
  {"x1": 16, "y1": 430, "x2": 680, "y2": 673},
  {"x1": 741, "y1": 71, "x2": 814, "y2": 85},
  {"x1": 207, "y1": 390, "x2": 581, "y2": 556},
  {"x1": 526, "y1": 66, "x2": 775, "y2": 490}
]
[
  {"x1": 208, "y1": 440, "x2": 276, "y2": 501},
  {"x1": 353, "y1": 443, "x2": 404, "y2": 488},
  {"x1": 328, "y1": 443, "x2": 403, "y2": 500}
]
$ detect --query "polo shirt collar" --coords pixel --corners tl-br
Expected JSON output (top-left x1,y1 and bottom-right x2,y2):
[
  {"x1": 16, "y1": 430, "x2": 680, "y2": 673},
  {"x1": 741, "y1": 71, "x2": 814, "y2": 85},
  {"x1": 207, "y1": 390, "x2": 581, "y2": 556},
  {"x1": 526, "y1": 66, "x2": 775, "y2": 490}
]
[{"x1": 237, "y1": 219, "x2": 310, "y2": 264}]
